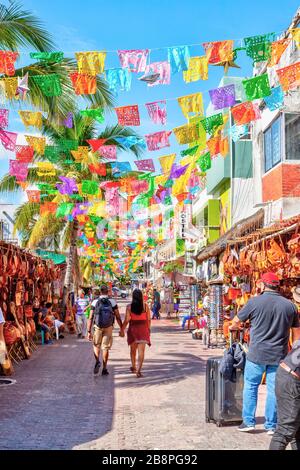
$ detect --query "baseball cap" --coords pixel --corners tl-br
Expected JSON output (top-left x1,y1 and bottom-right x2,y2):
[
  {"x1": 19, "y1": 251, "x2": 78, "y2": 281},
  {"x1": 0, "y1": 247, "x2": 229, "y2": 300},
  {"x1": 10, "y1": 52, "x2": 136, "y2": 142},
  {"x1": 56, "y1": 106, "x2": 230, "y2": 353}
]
[{"x1": 260, "y1": 272, "x2": 280, "y2": 286}]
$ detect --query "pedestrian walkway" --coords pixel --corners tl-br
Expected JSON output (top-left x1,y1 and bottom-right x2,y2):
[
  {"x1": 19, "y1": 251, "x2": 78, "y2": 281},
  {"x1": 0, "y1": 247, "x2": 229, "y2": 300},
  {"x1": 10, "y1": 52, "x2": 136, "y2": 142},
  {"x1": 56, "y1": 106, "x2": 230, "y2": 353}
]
[{"x1": 0, "y1": 305, "x2": 271, "y2": 450}]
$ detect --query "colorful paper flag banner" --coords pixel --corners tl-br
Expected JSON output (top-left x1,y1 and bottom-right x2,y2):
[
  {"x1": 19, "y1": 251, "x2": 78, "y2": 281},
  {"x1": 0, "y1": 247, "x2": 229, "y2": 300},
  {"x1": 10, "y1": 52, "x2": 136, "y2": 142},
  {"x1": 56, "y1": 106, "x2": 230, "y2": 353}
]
[
  {"x1": 207, "y1": 136, "x2": 229, "y2": 157},
  {"x1": 57, "y1": 176, "x2": 78, "y2": 195},
  {"x1": 197, "y1": 152, "x2": 211, "y2": 172},
  {"x1": 118, "y1": 49, "x2": 149, "y2": 73},
  {"x1": 145, "y1": 131, "x2": 172, "y2": 151},
  {"x1": 69, "y1": 72, "x2": 97, "y2": 95},
  {"x1": 19, "y1": 111, "x2": 43, "y2": 129},
  {"x1": 144, "y1": 61, "x2": 171, "y2": 86},
  {"x1": 113, "y1": 136, "x2": 146, "y2": 150},
  {"x1": 269, "y1": 39, "x2": 290, "y2": 67},
  {"x1": 88, "y1": 162, "x2": 107, "y2": 176},
  {"x1": 209, "y1": 84, "x2": 236, "y2": 110},
  {"x1": 25, "y1": 135, "x2": 46, "y2": 155},
  {"x1": 178, "y1": 92, "x2": 204, "y2": 117},
  {"x1": 87, "y1": 138, "x2": 106, "y2": 152},
  {"x1": 75, "y1": 51, "x2": 106, "y2": 75},
  {"x1": 183, "y1": 56, "x2": 208, "y2": 82},
  {"x1": 244, "y1": 33, "x2": 274, "y2": 64},
  {"x1": 173, "y1": 123, "x2": 200, "y2": 145},
  {"x1": 242, "y1": 73, "x2": 271, "y2": 101},
  {"x1": 168, "y1": 46, "x2": 190, "y2": 74},
  {"x1": 37, "y1": 162, "x2": 56, "y2": 177},
  {"x1": 228, "y1": 124, "x2": 249, "y2": 142},
  {"x1": 263, "y1": 86, "x2": 284, "y2": 111},
  {"x1": 159, "y1": 153, "x2": 176, "y2": 174},
  {"x1": 99, "y1": 145, "x2": 117, "y2": 160},
  {"x1": 15, "y1": 145, "x2": 34, "y2": 162},
  {"x1": 276, "y1": 62, "x2": 300, "y2": 92},
  {"x1": 16, "y1": 73, "x2": 29, "y2": 100},
  {"x1": 71, "y1": 146, "x2": 89, "y2": 162},
  {"x1": 0, "y1": 129, "x2": 17, "y2": 151},
  {"x1": 200, "y1": 113, "x2": 224, "y2": 135},
  {"x1": 30, "y1": 52, "x2": 64, "y2": 63},
  {"x1": 32, "y1": 74, "x2": 62, "y2": 97},
  {"x1": 63, "y1": 112, "x2": 73, "y2": 128},
  {"x1": 82, "y1": 180, "x2": 100, "y2": 195},
  {"x1": 40, "y1": 202, "x2": 57, "y2": 216},
  {"x1": 203, "y1": 40, "x2": 234, "y2": 64},
  {"x1": 80, "y1": 108, "x2": 104, "y2": 123},
  {"x1": 9, "y1": 160, "x2": 28, "y2": 181},
  {"x1": 0, "y1": 51, "x2": 19, "y2": 76},
  {"x1": 170, "y1": 163, "x2": 189, "y2": 179},
  {"x1": 56, "y1": 203, "x2": 75, "y2": 218},
  {"x1": 115, "y1": 105, "x2": 140, "y2": 126},
  {"x1": 2, "y1": 77, "x2": 18, "y2": 99},
  {"x1": 135, "y1": 159, "x2": 155, "y2": 172},
  {"x1": 0, "y1": 108, "x2": 9, "y2": 128},
  {"x1": 231, "y1": 101, "x2": 261, "y2": 125},
  {"x1": 105, "y1": 68, "x2": 132, "y2": 95},
  {"x1": 26, "y1": 190, "x2": 40, "y2": 203},
  {"x1": 145, "y1": 101, "x2": 167, "y2": 125}
]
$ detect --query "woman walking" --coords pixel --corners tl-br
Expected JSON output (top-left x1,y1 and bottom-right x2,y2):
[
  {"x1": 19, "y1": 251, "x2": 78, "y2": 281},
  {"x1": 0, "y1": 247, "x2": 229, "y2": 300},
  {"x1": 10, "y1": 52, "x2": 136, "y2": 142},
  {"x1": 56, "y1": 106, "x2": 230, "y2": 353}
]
[{"x1": 121, "y1": 289, "x2": 151, "y2": 378}]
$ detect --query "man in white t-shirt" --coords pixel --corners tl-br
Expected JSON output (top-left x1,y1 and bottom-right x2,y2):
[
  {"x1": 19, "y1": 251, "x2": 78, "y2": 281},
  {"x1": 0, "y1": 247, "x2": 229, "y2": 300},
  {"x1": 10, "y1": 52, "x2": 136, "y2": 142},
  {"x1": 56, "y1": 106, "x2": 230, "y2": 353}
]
[{"x1": 87, "y1": 285, "x2": 123, "y2": 376}]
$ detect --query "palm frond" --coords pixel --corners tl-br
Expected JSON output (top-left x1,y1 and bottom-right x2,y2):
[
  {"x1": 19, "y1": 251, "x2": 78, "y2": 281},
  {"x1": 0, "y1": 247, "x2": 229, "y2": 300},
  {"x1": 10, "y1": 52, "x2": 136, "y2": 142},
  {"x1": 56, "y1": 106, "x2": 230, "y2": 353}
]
[
  {"x1": 28, "y1": 213, "x2": 61, "y2": 248},
  {"x1": 0, "y1": 1, "x2": 54, "y2": 51},
  {"x1": 13, "y1": 201, "x2": 39, "y2": 234},
  {"x1": 0, "y1": 173, "x2": 21, "y2": 194},
  {"x1": 99, "y1": 124, "x2": 145, "y2": 158}
]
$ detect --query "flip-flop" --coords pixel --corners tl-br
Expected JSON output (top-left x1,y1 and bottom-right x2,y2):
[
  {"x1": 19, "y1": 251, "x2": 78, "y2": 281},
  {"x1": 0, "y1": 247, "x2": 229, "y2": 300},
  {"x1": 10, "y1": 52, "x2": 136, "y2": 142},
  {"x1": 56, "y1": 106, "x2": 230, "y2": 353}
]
[
  {"x1": 136, "y1": 372, "x2": 144, "y2": 378},
  {"x1": 130, "y1": 367, "x2": 136, "y2": 373}
]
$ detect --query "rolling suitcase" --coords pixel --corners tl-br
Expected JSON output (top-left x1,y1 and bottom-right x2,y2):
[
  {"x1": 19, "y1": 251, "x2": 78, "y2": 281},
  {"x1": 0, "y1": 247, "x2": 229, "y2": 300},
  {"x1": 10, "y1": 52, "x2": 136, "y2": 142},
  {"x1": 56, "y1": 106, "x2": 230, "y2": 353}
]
[{"x1": 205, "y1": 356, "x2": 243, "y2": 427}]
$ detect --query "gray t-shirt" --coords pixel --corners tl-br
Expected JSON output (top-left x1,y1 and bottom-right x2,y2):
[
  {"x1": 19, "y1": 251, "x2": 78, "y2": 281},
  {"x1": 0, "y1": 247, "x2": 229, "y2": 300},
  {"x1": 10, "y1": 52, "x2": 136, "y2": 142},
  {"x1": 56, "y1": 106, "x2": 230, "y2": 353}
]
[{"x1": 238, "y1": 291, "x2": 299, "y2": 365}]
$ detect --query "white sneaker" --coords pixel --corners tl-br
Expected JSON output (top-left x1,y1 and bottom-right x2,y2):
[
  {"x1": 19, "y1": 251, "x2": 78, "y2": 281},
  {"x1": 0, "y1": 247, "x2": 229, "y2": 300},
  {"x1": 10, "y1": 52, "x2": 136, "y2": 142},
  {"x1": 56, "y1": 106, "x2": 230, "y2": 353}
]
[{"x1": 267, "y1": 429, "x2": 275, "y2": 435}]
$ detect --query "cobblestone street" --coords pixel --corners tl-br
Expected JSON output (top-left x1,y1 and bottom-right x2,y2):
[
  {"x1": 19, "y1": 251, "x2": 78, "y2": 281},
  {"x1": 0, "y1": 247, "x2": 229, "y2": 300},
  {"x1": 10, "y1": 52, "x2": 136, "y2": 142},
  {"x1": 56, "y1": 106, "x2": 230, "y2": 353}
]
[{"x1": 0, "y1": 302, "x2": 271, "y2": 450}]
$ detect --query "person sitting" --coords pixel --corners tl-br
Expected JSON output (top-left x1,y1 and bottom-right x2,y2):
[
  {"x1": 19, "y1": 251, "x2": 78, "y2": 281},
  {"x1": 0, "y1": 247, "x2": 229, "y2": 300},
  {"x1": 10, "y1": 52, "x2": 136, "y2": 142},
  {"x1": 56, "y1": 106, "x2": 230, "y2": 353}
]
[
  {"x1": 45, "y1": 302, "x2": 65, "y2": 339},
  {"x1": 33, "y1": 302, "x2": 52, "y2": 345}
]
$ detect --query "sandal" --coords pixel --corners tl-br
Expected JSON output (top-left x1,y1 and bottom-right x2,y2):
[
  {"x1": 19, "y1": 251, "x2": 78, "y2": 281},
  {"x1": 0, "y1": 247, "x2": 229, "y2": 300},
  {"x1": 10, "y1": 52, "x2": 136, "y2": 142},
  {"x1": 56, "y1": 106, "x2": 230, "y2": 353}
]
[
  {"x1": 130, "y1": 367, "x2": 137, "y2": 373},
  {"x1": 136, "y1": 371, "x2": 143, "y2": 378}
]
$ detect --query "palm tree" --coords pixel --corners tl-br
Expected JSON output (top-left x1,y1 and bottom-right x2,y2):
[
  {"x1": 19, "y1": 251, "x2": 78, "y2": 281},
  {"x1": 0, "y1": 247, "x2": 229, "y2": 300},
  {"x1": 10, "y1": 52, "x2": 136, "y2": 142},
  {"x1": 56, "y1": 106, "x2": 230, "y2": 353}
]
[{"x1": 0, "y1": 113, "x2": 145, "y2": 304}]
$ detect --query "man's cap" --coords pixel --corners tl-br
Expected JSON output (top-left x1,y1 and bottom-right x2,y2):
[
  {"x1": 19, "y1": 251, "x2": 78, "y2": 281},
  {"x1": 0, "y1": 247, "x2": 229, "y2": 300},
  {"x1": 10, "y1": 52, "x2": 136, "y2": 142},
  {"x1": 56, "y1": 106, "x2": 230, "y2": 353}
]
[{"x1": 260, "y1": 272, "x2": 280, "y2": 286}]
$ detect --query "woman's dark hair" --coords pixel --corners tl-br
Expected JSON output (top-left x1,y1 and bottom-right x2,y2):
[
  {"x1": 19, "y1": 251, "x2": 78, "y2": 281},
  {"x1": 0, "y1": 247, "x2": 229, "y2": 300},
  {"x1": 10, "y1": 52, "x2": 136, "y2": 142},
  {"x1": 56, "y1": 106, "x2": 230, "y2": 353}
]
[{"x1": 131, "y1": 289, "x2": 144, "y2": 315}]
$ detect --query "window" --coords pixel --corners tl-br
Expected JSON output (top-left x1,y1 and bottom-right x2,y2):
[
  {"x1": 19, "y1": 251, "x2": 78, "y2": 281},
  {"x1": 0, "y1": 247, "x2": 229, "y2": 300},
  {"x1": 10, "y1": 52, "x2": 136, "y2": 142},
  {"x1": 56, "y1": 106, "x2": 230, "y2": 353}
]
[
  {"x1": 264, "y1": 115, "x2": 282, "y2": 172},
  {"x1": 285, "y1": 113, "x2": 300, "y2": 161}
]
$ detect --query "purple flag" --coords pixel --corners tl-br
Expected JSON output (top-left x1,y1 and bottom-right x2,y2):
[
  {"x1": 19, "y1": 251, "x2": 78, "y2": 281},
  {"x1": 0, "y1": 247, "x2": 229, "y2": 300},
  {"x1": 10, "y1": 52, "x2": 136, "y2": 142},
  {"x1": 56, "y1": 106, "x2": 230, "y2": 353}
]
[
  {"x1": 170, "y1": 163, "x2": 189, "y2": 179},
  {"x1": 209, "y1": 84, "x2": 236, "y2": 110},
  {"x1": 63, "y1": 112, "x2": 73, "y2": 128},
  {"x1": 57, "y1": 176, "x2": 78, "y2": 195}
]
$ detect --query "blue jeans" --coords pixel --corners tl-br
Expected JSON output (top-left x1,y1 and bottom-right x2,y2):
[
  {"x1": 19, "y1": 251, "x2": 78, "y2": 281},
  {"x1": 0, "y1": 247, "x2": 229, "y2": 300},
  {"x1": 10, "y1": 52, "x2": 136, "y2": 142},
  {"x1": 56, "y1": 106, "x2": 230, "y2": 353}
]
[{"x1": 243, "y1": 359, "x2": 278, "y2": 429}]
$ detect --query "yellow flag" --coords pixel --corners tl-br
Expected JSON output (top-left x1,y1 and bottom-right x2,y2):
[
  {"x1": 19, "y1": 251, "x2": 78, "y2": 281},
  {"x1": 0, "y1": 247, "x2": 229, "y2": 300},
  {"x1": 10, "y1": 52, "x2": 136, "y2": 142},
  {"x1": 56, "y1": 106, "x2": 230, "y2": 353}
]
[
  {"x1": 290, "y1": 28, "x2": 300, "y2": 49},
  {"x1": 37, "y1": 162, "x2": 56, "y2": 177},
  {"x1": 25, "y1": 135, "x2": 46, "y2": 155},
  {"x1": 173, "y1": 123, "x2": 202, "y2": 145},
  {"x1": 88, "y1": 201, "x2": 107, "y2": 217},
  {"x1": 71, "y1": 146, "x2": 89, "y2": 162},
  {"x1": 155, "y1": 174, "x2": 168, "y2": 186},
  {"x1": 19, "y1": 111, "x2": 43, "y2": 129},
  {"x1": 183, "y1": 56, "x2": 208, "y2": 83},
  {"x1": 178, "y1": 92, "x2": 204, "y2": 118},
  {"x1": 172, "y1": 156, "x2": 197, "y2": 197},
  {"x1": 159, "y1": 153, "x2": 176, "y2": 174},
  {"x1": 3, "y1": 77, "x2": 18, "y2": 99},
  {"x1": 75, "y1": 51, "x2": 106, "y2": 75}
]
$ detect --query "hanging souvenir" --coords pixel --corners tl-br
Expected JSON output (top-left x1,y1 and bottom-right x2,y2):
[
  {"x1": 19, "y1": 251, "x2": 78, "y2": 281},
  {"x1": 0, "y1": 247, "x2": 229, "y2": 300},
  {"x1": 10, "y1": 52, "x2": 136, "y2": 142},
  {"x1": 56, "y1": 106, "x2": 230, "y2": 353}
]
[
  {"x1": 242, "y1": 73, "x2": 271, "y2": 101},
  {"x1": 40, "y1": 202, "x2": 57, "y2": 216},
  {"x1": 0, "y1": 108, "x2": 9, "y2": 128},
  {"x1": 244, "y1": 33, "x2": 275, "y2": 64},
  {"x1": 115, "y1": 105, "x2": 140, "y2": 126},
  {"x1": 145, "y1": 131, "x2": 172, "y2": 151},
  {"x1": 145, "y1": 101, "x2": 167, "y2": 125},
  {"x1": 139, "y1": 72, "x2": 161, "y2": 85},
  {"x1": 117, "y1": 49, "x2": 149, "y2": 73},
  {"x1": 81, "y1": 180, "x2": 99, "y2": 195},
  {"x1": 56, "y1": 203, "x2": 75, "y2": 218},
  {"x1": 144, "y1": 61, "x2": 171, "y2": 86},
  {"x1": 168, "y1": 46, "x2": 190, "y2": 74},
  {"x1": 200, "y1": 113, "x2": 224, "y2": 135},
  {"x1": 135, "y1": 159, "x2": 155, "y2": 172},
  {"x1": 26, "y1": 190, "x2": 40, "y2": 203},
  {"x1": 203, "y1": 40, "x2": 234, "y2": 64},
  {"x1": 37, "y1": 162, "x2": 56, "y2": 177},
  {"x1": 197, "y1": 152, "x2": 211, "y2": 172},
  {"x1": 264, "y1": 86, "x2": 284, "y2": 111},
  {"x1": 99, "y1": 145, "x2": 117, "y2": 160},
  {"x1": 209, "y1": 84, "x2": 236, "y2": 110},
  {"x1": 87, "y1": 138, "x2": 106, "y2": 152},
  {"x1": 105, "y1": 68, "x2": 132, "y2": 95},
  {"x1": 30, "y1": 52, "x2": 64, "y2": 63},
  {"x1": 0, "y1": 129, "x2": 17, "y2": 151},
  {"x1": 75, "y1": 51, "x2": 106, "y2": 75},
  {"x1": 19, "y1": 111, "x2": 43, "y2": 129},
  {"x1": 9, "y1": 160, "x2": 28, "y2": 181},
  {"x1": 16, "y1": 73, "x2": 29, "y2": 100},
  {"x1": 231, "y1": 101, "x2": 261, "y2": 125},
  {"x1": 15, "y1": 145, "x2": 34, "y2": 162},
  {"x1": 32, "y1": 74, "x2": 62, "y2": 97},
  {"x1": 183, "y1": 56, "x2": 208, "y2": 82},
  {"x1": 88, "y1": 163, "x2": 107, "y2": 176},
  {"x1": 69, "y1": 72, "x2": 97, "y2": 95},
  {"x1": 173, "y1": 123, "x2": 200, "y2": 145},
  {"x1": 177, "y1": 92, "x2": 203, "y2": 118},
  {"x1": 0, "y1": 51, "x2": 19, "y2": 76},
  {"x1": 3, "y1": 77, "x2": 18, "y2": 99},
  {"x1": 63, "y1": 112, "x2": 73, "y2": 128},
  {"x1": 159, "y1": 154, "x2": 176, "y2": 174},
  {"x1": 269, "y1": 39, "x2": 290, "y2": 67},
  {"x1": 228, "y1": 124, "x2": 249, "y2": 142},
  {"x1": 276, "y1": 62, "x2": 300, "y2": 91},
  {"x1": 80, "y1": 108, "x2": 105, "y2": 123},
  {"x1": 25, "y1": 135, "x2": 46, "y2": 155}
]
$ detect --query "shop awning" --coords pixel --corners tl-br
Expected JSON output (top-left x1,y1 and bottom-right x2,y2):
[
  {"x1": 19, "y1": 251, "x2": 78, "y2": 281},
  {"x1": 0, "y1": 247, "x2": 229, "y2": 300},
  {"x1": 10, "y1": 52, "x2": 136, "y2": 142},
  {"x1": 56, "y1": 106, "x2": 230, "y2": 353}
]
[
  {"x1": 35, "y1": 249, "x2": 66, "y2": 265},
  {"x1": 195, "y1": 208, "x2": 265, "y2": 264}
]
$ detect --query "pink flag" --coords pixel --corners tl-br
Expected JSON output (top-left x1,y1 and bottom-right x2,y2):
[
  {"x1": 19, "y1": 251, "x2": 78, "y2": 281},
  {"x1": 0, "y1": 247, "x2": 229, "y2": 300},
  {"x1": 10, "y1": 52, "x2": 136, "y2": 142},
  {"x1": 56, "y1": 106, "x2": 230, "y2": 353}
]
[
  {"x1": 145, "y1": 101, "x2": 167, "y2": 125},
  {"x1": 99, "y1": 145, "x2": 117, "y2": 160},
  {"x1": 105, "y1": 188, "x2": 120, "y2": 217},
  {"x1": 129, "y1": 179, "x2": 149, "y2": 194},
  {"x1": 115, "y1": 105, "x2": 140, "y2": 126},
  {"x1": 117, "y1": 49, "x2": 149, "y2": 73},
  {"x1": 0, "y1": 109, "x2": 9, "y2": 128},
  {"x1": 144, "y1": 61, "x2": 171, "y2": 86},
  {"x1": 0, "y1": 130, "x2": 18, "y2": 151},
  {"x1": 145, "y1": 131, "x2": 172, "y2": 151},
  {"x1": 9, "y1": 160, "x2": 28, "y2": 181},
  {"x1": 134, "y1": 159, "x2": 155, "y2": 172}
]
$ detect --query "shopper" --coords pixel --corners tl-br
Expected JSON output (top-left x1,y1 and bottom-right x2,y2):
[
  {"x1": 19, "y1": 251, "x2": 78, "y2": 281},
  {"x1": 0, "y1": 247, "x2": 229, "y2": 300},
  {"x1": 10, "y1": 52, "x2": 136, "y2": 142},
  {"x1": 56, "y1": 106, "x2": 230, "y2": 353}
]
[
  {"x1": 230, "y1": 272, "x2": 299, "y2": 434},
  {"x1": 33, "y1": 303, "x2": 52, "y2": 345},
  {"x1": 152, "y1": 288, "x2": 161, "y2": 320},
  {"x1": 75, "y1": 290, "x2": 89, "y2": 339},
  {"x1": 87, "y1": 285, "x2": 123, "y2": 376},
  {"x1": 121, "y1": 289, "x2": 151, "y2": 378}
]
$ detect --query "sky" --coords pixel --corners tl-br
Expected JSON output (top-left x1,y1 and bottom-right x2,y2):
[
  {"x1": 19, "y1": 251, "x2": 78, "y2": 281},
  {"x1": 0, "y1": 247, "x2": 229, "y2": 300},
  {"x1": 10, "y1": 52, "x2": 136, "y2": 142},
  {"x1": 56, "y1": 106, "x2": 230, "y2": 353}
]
[{"x1": 0, "y1": 0, "x2": 299, "y2": 206}]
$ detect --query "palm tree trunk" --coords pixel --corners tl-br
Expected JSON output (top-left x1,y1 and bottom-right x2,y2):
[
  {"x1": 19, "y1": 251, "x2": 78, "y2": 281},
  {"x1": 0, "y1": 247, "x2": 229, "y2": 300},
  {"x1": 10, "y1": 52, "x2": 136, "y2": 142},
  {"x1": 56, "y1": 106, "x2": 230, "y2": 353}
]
[{"x1": 62, "y1": 220, "x2": 79, "y2": 309}]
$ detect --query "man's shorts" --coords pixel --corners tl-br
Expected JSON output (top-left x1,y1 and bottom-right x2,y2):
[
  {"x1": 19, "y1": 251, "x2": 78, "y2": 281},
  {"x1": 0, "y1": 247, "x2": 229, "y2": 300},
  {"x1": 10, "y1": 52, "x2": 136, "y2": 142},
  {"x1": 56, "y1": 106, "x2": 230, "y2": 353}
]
[{"x1": 93, "y1": 325, "x2": 113, "y2": 351}]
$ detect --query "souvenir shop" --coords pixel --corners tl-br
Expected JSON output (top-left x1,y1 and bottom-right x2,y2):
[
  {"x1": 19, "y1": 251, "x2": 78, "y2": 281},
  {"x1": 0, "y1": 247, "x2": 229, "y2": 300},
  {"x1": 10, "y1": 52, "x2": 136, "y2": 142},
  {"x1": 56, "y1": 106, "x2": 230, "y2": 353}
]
[{"x1": 0, "y1": 241, "x2": 66, "y2": 376}]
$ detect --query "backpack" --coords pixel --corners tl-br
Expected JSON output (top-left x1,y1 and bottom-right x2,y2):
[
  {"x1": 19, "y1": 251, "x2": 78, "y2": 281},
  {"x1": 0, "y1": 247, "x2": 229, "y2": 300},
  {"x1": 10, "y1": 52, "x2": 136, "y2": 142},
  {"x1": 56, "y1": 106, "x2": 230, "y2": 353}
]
[{"x1": 94, "y1": 298, "x2": 115, "y2": 328}]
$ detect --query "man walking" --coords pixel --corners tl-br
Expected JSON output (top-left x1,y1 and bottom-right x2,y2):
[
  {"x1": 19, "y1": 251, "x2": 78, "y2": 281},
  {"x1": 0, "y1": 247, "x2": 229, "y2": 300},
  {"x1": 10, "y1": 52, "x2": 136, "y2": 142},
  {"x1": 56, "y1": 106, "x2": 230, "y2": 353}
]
[
  {"x1": 75, "y1": 290, "x2": 89, "y2": 339},
  {"x1": 152, "y1": 288, "x2": 161, "y2": 320},
  {"x1": 87, "y1": 285, "x2": 123, "y2": 376},
  {"x1": 230, "y1": 272, "x2": 299, "y2": 434}
]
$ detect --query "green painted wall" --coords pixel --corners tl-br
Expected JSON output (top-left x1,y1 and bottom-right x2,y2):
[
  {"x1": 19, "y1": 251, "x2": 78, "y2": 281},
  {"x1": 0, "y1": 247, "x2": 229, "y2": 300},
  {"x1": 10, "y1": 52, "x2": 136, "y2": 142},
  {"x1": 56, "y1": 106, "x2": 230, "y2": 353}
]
[
  {"x1": 233, "y1": 140, "x2": 253, "y2": 179},
  {"x1": 206, "y1": 154, "x2": 230, "y2": 195}
]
